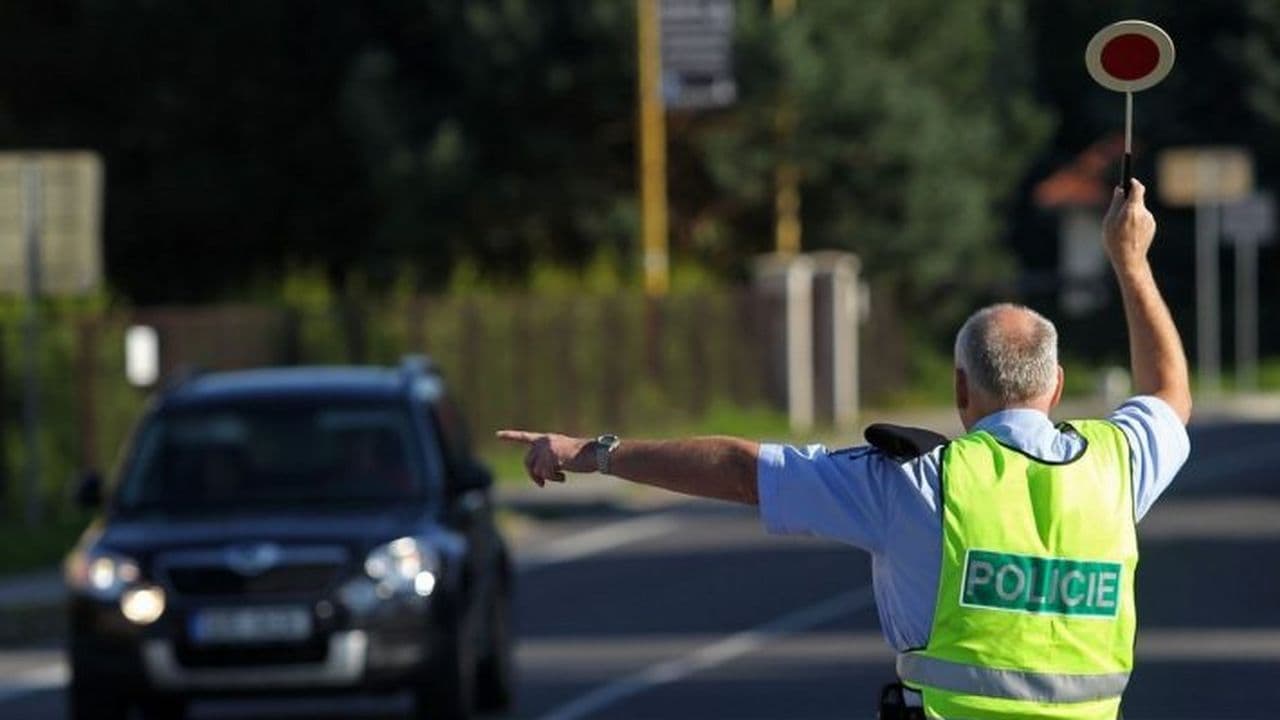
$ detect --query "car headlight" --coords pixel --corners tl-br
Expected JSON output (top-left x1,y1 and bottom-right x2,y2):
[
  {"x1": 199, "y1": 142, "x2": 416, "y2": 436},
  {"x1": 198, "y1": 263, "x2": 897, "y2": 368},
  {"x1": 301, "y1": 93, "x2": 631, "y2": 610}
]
[
  {"x1": 66, "y1": 548, "x2": 166, "y2": 625},
  {"x1": 65, "y1": 549, "x2": 142, "y2": 601},
  {"x1": 364, "y1": 537, "x2": 439, "y2": 597},
  {"x1": 120, "y1": 585, "x2": 166, "y2": 625}
]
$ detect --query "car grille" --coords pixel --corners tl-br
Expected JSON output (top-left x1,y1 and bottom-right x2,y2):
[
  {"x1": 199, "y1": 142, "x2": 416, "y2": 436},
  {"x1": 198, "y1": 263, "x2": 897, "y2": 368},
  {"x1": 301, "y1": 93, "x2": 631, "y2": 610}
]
[
  {"x1": 158, "y1": 545, "x2": 350, "y2": 598},
  {"x1": 168, "y1": 563, "x2": 342, "y2": 596}
]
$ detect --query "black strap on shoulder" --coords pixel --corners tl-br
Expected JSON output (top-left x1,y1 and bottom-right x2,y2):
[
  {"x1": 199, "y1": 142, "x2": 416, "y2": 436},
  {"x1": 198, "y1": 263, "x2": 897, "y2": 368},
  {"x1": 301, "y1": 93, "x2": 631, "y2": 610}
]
[{"x1": 864, "y1": 423, "x2": 948, "y2": 460}]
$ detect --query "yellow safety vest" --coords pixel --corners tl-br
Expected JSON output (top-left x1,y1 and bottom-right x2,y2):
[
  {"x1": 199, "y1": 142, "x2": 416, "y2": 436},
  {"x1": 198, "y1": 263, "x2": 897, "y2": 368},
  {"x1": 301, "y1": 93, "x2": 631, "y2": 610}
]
[{"x1": 899, "y1": 420, "x2": 1137, "y2": 720}]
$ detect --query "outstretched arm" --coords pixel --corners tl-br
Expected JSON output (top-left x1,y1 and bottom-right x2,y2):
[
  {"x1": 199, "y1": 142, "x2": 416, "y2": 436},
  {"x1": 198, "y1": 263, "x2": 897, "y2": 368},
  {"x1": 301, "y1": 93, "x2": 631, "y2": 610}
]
[
  {"x1": 495, "y1": 431, "x2": 760, "y2": 505},
  {"x1": 1102, "y1": 179, "x2": 1193, "y2": 424}
]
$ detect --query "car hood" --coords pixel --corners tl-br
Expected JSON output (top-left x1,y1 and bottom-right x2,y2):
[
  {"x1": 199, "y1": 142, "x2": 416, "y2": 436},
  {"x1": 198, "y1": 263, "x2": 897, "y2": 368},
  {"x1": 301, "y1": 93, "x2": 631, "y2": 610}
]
[{"x1": 95, "y1": 507, "x2": 433, "y2": 557}]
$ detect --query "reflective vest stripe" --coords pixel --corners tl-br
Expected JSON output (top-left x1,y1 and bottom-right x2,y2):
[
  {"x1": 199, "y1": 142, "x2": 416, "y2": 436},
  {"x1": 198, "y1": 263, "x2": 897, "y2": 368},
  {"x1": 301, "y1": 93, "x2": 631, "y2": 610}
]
[{"x1": 897, "y1": 653, "x2": 1130, "y2": 703}]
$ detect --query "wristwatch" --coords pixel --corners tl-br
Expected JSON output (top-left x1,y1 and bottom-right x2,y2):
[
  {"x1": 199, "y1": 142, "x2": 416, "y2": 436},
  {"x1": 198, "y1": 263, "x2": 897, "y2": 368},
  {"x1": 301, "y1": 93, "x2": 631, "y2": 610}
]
[{"x1": 594, "y1": 434, "x2": 621, "y2": 475}]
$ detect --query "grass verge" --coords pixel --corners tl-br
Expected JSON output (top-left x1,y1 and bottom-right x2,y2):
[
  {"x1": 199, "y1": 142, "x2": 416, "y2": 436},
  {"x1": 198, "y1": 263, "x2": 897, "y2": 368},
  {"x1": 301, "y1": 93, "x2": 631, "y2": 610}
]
[{"x1": 0, "y1": 514, "x2": 89, "y2": 578}]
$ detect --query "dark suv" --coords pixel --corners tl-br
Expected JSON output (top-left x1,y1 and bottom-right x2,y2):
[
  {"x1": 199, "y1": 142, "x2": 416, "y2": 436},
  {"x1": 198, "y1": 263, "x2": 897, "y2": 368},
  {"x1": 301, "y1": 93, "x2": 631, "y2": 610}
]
[{"x1": 65, "y1": 358, "x2": 514, "y2": 720}]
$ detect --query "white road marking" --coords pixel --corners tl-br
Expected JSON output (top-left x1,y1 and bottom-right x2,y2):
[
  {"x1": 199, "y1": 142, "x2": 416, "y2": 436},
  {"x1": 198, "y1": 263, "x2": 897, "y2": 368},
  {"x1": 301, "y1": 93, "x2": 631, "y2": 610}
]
[
  {"x1": 1140, "y1": 498, "x2": 1280, "y2": 540},
  {"x1": 1138, "y1": 628, "x2": 1280, "y2": 660},
  {"x1": 517, "y1": 514, "x2": 682, "y2": 571},
  {"x1": 535, "y1": 585, "x2": 877, "y2": 720},
  {"x1": 0, "y1": 660, "x2": 67, "y2": 704}
]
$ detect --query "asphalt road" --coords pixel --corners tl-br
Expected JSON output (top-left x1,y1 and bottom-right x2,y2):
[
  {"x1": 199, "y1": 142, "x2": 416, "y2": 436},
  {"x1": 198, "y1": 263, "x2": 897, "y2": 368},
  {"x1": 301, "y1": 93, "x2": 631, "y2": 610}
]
[{"x1": 2, "y1": 419, "x2": 1278, "y2": 720}]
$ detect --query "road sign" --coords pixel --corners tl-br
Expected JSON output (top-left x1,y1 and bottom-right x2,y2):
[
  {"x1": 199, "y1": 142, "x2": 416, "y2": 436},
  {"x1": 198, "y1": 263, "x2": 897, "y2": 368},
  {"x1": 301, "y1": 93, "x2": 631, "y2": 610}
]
[
  {"x1": 1222, "y1": 192, "x2": 1275, "y2": 247},
  {"x1": 1154, "y1": 147, "x2": 1255, "y2": 397},
  {"x1": 1085, "y1": 21, "x2": 1175, "y2": 93},
  {"x1": 661, "y1": 0, "x2": 736, "y2": 110},
  {"x1": 1157, "y1": 147, "x2": 1254, "y2": 206},
  {"x1": 1223, "y1": 192, "x2": 1275, "y2": 392},
  {"x1": 0, "y1": 152, "x2": 103, "y2": 295}
]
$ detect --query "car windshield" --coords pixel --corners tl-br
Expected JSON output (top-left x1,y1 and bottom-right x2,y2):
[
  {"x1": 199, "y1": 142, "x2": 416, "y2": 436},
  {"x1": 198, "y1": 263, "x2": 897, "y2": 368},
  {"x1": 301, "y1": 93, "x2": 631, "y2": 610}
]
[{"x1": 115, "y1": 400, "x2": 426, "y2": 513}]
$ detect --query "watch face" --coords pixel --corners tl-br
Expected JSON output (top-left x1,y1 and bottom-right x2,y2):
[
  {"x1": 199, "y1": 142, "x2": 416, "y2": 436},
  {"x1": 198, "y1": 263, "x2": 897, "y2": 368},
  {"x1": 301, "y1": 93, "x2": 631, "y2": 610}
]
[{"x1": 598, "y1": 434, "x2": 619, "y2": 448}]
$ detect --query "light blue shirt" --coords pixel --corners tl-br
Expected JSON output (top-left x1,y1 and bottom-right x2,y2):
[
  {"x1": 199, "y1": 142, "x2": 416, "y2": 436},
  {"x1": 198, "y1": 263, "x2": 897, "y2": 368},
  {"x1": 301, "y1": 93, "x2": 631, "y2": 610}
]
[{"x1": 757, "y1": 396, "x2": 1190, "y2": 652}]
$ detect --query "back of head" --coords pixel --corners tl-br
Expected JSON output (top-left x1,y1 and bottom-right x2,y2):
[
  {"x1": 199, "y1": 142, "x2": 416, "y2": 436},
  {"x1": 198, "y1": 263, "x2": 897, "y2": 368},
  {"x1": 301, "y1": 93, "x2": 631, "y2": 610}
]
[{"x1": 954, "y1": 304, "x2": 1059, "y2": 405}]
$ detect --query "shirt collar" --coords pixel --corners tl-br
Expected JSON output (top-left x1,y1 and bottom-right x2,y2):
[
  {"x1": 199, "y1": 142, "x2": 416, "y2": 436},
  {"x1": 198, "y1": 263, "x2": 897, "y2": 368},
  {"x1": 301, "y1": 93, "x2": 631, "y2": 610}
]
[
  {"x1": 970, "y1": 408, "x2": 1084, "y2": 463},
  {"x1": 972, "y1": 408, "x2": 1055, "y2": 438}
]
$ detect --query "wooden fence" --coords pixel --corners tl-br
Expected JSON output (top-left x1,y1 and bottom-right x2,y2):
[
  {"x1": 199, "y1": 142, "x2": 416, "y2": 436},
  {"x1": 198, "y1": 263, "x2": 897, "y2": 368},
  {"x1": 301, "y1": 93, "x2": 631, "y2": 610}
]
[{"x1": 0, "y1": 289, "x2": 788, "y2": 522}]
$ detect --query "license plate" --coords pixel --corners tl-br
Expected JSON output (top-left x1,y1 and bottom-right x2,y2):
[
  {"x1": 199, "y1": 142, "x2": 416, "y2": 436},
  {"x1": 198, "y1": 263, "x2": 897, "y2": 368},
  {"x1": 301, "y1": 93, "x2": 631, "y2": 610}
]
[{"x1": 189, "y1": 606, "x2": 313, "y2": 644}]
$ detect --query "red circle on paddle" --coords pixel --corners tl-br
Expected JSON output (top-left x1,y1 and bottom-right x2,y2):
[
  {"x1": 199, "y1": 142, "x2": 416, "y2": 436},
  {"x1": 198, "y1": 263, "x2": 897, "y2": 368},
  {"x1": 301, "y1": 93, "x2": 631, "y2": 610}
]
[
  {"x1": 1085, "y1": 21, "x2": 1174, "y2": 93},
  {"x1": 1100, "y1": 33, "x2": 1160, "y2": 81}
]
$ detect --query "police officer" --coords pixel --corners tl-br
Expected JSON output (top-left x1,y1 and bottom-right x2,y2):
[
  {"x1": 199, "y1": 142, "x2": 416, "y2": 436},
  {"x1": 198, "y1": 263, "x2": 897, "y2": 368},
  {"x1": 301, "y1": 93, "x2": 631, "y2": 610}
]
[{"x1": 498, "y1": 179, "x2": 1190, "y2": 719}]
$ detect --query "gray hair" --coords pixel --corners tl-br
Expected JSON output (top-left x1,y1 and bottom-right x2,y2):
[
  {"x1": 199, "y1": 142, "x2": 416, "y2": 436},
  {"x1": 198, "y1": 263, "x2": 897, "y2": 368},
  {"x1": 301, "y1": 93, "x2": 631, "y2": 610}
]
[{"x1": 954, "y1": 303, "x2": 1059, "y2": 403}]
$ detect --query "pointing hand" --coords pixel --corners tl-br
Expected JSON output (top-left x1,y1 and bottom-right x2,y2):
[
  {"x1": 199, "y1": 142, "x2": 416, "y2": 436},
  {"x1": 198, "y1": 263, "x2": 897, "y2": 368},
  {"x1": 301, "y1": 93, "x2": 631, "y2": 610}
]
[{"x1": 495, "y1": 430, "x2": 596, "y2": 487}]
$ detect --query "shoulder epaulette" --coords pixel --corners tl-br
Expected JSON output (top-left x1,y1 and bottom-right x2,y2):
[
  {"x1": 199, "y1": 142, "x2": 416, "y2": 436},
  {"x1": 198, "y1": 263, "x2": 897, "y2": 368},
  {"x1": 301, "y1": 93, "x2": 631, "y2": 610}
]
[{"x1": 864, "y1": 423, "x2": 949, "y2": 460}]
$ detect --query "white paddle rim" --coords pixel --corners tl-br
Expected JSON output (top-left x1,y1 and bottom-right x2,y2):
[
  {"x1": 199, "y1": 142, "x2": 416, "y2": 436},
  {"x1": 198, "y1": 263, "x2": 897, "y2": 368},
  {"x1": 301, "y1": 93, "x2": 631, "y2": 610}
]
[{"x1": 1085, "y1": 20, "x2": 1175, "y2": 93}]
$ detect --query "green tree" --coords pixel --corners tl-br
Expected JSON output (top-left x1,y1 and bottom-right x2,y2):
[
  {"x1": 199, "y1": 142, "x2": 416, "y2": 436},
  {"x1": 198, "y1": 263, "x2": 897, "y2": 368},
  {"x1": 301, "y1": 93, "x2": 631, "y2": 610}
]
[
  {"x1": 683, "y1": 0, "x2": 1051, "y2": 325},
  {"x1": 0, "y1": 0, "x2": 1050, "y2": 320}
]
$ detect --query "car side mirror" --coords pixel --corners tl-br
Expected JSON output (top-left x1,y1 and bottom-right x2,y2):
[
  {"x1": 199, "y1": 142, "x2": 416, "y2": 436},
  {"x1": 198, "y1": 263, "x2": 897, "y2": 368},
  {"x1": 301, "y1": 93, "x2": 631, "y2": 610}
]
[{"x1": 76, "y1": 471, "x2": 103, "y2": 510}]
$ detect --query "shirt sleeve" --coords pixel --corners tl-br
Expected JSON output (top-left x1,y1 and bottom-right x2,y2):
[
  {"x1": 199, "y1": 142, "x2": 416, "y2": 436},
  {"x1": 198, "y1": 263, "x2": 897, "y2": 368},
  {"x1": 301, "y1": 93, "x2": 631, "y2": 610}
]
[
  {"x1": 756, "y1": 443, "x2": 896, "y2": 552},
  {"x1": 1107, "y1": 395, "x2": 1191, "y2": 521}
]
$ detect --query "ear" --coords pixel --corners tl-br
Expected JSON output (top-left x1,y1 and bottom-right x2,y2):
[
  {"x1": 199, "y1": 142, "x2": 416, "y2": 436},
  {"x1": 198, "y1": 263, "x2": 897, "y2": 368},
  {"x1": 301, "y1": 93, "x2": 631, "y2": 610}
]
[
  {"x1": 1049, "y1": 365, "x2": 1065, "y2": 408},
  {"x1": 955, "y1": 368, "x2": 969, "y2": 411}
]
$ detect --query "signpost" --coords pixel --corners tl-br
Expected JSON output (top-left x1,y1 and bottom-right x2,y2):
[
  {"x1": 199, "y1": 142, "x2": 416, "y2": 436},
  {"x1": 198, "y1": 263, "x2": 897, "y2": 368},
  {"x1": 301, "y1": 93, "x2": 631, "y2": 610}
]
[
  {"x1": 0, "y1": 151, "x2": 104, "y2": 526},
  {"x1": 1222, "y1": 192, "x2": 1275, "y2": 391},
  {"x1": 1157, "y1": 147, "x2": 1255, "y2": 395},
  {"x1": 636, "y1": 0, "x2": 737, "y2": 298},
  {"x1": 637, "y1": 0, "x2": 670, "y2": 297}
]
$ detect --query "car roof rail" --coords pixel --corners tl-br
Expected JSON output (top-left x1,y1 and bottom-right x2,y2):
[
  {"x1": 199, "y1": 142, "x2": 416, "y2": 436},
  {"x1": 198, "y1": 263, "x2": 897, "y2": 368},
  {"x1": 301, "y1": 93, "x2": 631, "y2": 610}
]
[
  {"x1": 399, "y1": 354, "x2": 439, "y2": 380},
  {"x1": 160, "y1": 364, "x2": 207, "y2": 395}
]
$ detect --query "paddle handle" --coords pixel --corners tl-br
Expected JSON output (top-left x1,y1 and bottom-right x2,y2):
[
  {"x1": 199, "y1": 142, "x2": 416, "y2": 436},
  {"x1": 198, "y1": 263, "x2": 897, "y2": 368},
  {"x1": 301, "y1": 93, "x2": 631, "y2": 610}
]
[{"x1": 1122, "y1": 91, "x2": 1133, "y2": 196}]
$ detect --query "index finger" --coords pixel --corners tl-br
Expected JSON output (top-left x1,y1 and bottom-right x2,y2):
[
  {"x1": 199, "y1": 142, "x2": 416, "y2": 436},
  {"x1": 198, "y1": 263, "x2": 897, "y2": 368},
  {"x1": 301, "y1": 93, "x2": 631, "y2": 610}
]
[
  {"x1": 1106, "y1": 185, "x2": 1125, "y2": 214},
  {"x1": 496, "y1": 429, "x2": 541, "y2": 444}
]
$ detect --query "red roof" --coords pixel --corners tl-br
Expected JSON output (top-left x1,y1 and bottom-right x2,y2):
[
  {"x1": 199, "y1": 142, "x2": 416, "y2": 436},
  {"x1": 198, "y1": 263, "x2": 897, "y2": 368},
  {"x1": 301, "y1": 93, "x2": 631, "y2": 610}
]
[{"x1": 1033, "y1": 135, "x2": 1127, "y2": 209}]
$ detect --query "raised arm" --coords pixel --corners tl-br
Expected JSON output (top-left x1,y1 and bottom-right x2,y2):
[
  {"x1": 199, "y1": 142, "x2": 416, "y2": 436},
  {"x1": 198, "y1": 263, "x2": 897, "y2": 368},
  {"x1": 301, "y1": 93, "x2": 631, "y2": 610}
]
[
  {"x1": 1102, "y1": 179, "x2": 1193, "y2": 424},
  {"x1": 495, "y1": 431, "x2": 760, "y2": 505}
]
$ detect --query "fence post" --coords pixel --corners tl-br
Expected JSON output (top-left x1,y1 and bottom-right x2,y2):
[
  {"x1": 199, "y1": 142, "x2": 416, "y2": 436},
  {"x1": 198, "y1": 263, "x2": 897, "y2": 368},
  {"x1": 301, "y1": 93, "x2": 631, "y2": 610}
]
[
  {"x1": 340, "y1": 300, "x2": 367, "y2": 364},
  {"x1": 76, "y1": 318, "x2": 99, "y2": 472},
  {"x1": 644, "y1": 295, "x2": 665, "y2": 381},
  {"x1": 686, "y1": 296, "x2": 709, "y2": 417},
  {"x1": 281, "y1": 307, "x2": 302, "y2": 365},
  {"x1": 558, "y1": 298, "x2": 579, "y2": 434},
  {"x1": 600, "y1": 295, "x2": 624, "y2": 430},
  {"x1": 459, "y1": 300, "x2": 481, "y2": 420},
  {"x1": 509, "y1": 298, "x2": 531, "y2": 430},
  {"x1": 727, "y1": 290, "x2": 757, "y2": 408},
  {"x1": 0, "y1": 322, "x2": 7, "y2": 514},
  {"x1": 752, "y1": 254, "x2": 815, "y2": 432},
  {"x1": 407, "y1": 297, "x2": 426, "y2": 355}
]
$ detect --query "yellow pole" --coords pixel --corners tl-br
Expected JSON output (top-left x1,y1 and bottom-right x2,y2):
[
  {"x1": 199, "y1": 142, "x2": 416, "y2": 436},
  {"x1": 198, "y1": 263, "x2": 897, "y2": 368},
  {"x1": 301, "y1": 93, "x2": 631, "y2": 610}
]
[
  {"x1": 637, "y1": 0, "x2": 669, "y2": 296},
  {"x1": 773, "y1": 0, "x2": 800, "y2": 255}
]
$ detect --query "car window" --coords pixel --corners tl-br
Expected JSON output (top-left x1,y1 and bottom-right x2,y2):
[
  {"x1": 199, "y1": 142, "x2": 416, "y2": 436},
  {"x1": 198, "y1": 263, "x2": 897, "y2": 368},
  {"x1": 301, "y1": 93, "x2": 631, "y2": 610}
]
[
  {"x1": 116, "y1": 400, "x2": 427, "y2": 513},
  {"x1": 430, "y1": 396, "x2": 472, "y2": 480}
]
